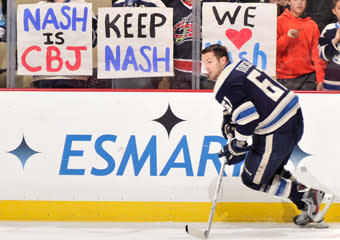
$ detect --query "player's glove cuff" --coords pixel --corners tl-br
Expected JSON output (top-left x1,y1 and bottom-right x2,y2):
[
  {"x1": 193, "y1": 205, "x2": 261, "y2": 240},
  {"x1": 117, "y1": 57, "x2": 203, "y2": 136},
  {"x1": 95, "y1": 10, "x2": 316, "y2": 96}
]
[
  {"x1": 219, "y1": 139, "x2": 251, "y2": 165},
  {"x1": 221, "y1": 112, "x2": 235, "y2": 139}
]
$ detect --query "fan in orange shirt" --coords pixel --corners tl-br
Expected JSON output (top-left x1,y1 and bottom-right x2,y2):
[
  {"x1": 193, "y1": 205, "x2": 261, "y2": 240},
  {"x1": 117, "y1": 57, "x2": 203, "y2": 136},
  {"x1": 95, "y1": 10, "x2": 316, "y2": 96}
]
[{"x1": 276, "y1": 0, "x2": 326, "y2": 91}]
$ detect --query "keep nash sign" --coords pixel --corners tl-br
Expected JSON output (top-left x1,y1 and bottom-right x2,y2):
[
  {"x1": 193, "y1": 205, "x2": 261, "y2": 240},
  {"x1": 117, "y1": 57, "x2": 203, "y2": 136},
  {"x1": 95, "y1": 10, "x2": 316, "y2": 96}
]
[{"x1": 97, "y1": 8, "x2": 174, "y2": 79}]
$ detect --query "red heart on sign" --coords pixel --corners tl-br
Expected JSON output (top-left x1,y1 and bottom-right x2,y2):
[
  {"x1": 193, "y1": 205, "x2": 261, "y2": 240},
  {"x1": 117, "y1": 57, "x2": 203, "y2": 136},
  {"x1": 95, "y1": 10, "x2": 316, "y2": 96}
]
[{"x1": 225, "y1": 28, "x2": 253, "y2": 50}]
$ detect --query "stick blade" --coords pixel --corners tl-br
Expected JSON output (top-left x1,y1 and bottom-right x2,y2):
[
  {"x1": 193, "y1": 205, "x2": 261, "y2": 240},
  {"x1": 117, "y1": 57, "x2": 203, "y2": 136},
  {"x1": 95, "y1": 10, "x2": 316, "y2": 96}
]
[{"x1": 185, "y1": 224, "x2": 207, "y2": 239}]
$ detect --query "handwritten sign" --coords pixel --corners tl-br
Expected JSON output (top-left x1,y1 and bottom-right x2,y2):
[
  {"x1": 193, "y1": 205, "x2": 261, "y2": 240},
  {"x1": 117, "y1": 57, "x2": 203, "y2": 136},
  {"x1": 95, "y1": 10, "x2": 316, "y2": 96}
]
[
  {"x1": 17, "y1": 3, "x2": 93, "y2": 75},
  {"x1": 202, "y1": 3, "x2": 277, "y2": 76},
  {"x1": 97, "y1": 8, "x2": 173, "y2": 79}
]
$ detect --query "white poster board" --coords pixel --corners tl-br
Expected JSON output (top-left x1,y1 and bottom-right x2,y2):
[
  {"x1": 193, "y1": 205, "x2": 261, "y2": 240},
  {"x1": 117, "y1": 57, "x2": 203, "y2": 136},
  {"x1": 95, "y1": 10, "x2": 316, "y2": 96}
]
[
  {"x1": 17, "y1": 3, "x2": 93, "y2": 75},
  {"x1": 97, "y1": 8, "x2": 173, "y2": 79},
  {"x1": 202, "y1": 3, "x2": 277, "y2": 76}
]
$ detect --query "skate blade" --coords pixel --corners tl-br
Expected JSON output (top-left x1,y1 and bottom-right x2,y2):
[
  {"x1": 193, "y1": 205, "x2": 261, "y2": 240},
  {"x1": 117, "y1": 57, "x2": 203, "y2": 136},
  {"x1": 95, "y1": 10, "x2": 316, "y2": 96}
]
[
  {"x1": 297, "y1": 220, "x2": 329, "y2": 229},
  {"x1": 313, "y1": 193, "x2": 335, "y2": 223}
]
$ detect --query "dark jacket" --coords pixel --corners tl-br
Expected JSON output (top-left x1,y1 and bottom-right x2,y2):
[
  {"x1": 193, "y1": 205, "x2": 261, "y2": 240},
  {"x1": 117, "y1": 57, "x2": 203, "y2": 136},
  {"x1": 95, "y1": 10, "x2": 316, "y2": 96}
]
[{"x1": 305, "y1": 0, "x2": 337, "y2": 32}]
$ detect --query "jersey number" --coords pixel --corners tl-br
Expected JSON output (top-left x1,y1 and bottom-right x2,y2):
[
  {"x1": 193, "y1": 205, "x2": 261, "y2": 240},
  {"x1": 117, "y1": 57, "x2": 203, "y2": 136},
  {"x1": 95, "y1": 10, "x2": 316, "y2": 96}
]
[{"x1": 247, "y1": 69, "x2": 284, "y2": 102}]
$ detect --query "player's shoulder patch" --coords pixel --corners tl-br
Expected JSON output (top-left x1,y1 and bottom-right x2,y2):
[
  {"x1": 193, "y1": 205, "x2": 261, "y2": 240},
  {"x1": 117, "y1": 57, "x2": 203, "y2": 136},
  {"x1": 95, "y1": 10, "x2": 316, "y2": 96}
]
[{"x1": 234, "y1": 60, "x2": 253, "y2": 74}]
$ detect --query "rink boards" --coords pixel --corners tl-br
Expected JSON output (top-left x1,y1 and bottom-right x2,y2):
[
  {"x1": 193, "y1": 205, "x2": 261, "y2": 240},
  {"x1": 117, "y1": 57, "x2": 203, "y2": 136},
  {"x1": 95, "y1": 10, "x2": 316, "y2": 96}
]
[{"x1": 0, "y1": 90, "x2": 339, "y2": 222}]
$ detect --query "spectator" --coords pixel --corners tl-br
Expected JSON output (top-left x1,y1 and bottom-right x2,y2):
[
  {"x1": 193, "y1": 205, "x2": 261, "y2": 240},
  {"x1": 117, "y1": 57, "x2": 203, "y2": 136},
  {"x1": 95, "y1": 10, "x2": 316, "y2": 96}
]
[
  {"x1": 305, "y1": 0, "x2": 337, "y2": 33},
  {"x1": 171, "y1": 0, "x2": 213, "y2": 89},
  {"x1": 171, "y1": 0, "x2": 193, "y2": 89},
  {"x1": 318, "y1": 0, "x2": 340, "y2": 91},
  {"x1": 276, "y1": 0, "x2": 326, "y2": 90},
  {"x1": 110, "y1": 0, "x2": 165, "y2": 89},
  {"x1": 0, "y1": 5, "x2": 5, "y2": 42},
  {"x1": 32, "y1": 0, "x2": 98, "y2": 88}
]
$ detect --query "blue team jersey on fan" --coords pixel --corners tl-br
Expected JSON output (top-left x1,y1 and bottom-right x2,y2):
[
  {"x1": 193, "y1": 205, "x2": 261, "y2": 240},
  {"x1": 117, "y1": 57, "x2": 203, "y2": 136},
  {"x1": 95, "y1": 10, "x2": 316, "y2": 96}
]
[
  {"x1": 318, "y1": 22, "x2": 340, "y2": 90},
  {"x1": 214, "y1": 60, "x2": 300, "y2": 140}
]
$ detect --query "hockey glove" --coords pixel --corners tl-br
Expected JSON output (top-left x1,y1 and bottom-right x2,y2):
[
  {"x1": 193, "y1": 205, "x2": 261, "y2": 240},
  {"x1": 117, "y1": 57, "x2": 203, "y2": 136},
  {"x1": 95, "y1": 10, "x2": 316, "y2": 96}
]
[
  {"x1": 219, "y1": 139, "x2": 251, "y2": 165},
  {"x1": 221, "y1": 112, "x2": 235, "y2": 139}
]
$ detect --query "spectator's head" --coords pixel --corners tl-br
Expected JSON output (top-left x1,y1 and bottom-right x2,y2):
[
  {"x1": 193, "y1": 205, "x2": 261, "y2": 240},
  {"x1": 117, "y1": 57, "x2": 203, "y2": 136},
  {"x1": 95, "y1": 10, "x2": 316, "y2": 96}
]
[
  {"x1": 288, "y1": 0, "x2": 307, "y2": 17},
  {"x1": 332, "y1": 0, "x2": 340, "y2": 21},
  {"x1": 202, "y1": 44, "x2": 229, "y2": 81}
]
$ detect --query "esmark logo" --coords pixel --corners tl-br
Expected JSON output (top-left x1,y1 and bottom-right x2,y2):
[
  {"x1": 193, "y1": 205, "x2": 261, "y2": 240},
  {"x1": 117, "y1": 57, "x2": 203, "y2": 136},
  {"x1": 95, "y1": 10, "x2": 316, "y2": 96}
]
[{"x1": 8, "y1": 104, "x2": 311, "y2": 176}]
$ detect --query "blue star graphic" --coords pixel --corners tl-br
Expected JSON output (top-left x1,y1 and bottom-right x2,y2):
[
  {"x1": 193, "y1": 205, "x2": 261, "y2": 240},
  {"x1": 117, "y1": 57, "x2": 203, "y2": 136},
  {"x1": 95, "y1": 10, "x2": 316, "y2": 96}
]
[
  {"x1": 289, "y1": 144, "x2": 311, "y2": 169},
  {"x1": 8, "y1": 136, "x2": 39, "y2": 169}
]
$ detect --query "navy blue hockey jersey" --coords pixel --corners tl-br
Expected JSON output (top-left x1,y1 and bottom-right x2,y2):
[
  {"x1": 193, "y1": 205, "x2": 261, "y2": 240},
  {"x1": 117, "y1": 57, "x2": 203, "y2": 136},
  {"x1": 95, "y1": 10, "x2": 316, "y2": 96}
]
[
  {"x1": 319, "y1": 22, "x2": 340, "y2": 90},
  {"x1": 214, "y1": 60, "x2": 300, "y2": 141}
]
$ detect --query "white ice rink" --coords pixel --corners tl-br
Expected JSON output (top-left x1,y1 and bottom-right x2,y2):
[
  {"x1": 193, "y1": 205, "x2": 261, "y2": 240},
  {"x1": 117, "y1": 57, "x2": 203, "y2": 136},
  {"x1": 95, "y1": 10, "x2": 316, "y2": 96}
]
[{"x1": 1, "y1": 222, "x2": 340, "y2": 240}]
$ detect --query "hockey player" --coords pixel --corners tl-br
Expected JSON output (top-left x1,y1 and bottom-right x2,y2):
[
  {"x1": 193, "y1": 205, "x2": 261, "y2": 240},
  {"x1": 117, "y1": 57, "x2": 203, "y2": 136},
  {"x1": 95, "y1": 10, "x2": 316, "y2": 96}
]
[
  {"x1": 0, "y1": 6, "x2": 5, "y2": 42},
  {"x1": 202, "y1": 44, "x2": 334, "y2": 227}
]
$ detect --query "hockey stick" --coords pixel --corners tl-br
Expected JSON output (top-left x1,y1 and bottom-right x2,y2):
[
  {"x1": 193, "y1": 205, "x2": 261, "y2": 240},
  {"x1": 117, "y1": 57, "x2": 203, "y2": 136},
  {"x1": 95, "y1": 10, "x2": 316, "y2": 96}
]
[{"x1": 185, "y1": 154, "x2": 228, "y2": 239}]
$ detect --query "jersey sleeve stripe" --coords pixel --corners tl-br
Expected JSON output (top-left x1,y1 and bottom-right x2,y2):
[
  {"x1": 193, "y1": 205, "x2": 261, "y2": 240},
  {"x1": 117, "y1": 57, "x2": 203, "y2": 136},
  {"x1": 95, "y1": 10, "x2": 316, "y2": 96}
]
[
  {"x1": 319, "y1": 45, "x2": 329, "y2": 61},
  {"x1": 232, "y1": 101, "x2": 259, "y2": 125},
  {"x1": 261, "y1": 95, "x2": 298, "y2": 129},
  {"x1": 255, "y1": 92, "x2": 300, "y2": 135},
  {"x1": 324, "y1": 80, "x2": 340, "y2": 90}
]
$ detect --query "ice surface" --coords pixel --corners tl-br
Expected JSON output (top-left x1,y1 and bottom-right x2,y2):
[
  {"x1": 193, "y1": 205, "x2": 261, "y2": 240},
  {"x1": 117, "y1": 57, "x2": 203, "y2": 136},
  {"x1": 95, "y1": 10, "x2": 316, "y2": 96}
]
[{"x1": 0, "y1": 222, "x2": 340, "y2": 240}]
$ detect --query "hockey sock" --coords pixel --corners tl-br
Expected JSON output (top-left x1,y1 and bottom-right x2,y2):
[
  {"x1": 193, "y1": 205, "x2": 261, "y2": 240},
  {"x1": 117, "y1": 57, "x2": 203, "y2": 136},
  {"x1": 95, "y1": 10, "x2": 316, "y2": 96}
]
[
  {"x1": 288, "y1": 182, "x2": 306, "y2": 210},
  {"x1": 261, "y1": 175, "x2": 292, "y2": 198}
]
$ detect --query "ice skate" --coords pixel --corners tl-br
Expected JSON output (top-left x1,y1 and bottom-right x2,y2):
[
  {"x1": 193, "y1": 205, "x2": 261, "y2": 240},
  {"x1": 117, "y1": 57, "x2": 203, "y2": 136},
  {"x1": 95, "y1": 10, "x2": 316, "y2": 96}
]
[
  {"x1": 294, "y1": 209, "x2": 329, "y2": 228},
  {"x1": 294, "y1": 188, "x2": 335, "y2": 228}
]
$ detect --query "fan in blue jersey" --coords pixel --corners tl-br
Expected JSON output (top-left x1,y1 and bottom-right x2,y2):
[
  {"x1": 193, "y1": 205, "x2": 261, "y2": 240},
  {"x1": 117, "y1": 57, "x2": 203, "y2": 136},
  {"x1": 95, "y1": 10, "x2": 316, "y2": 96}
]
[
  {"x1": 0, "y1": 6, "x2": 5, "y2": 42},
  {"x1": 202, "y1": 44, "x2": 334, "y2": 228},
  {"x1": 318, "y1": 0, "x2": 340, "y2": 91}
]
